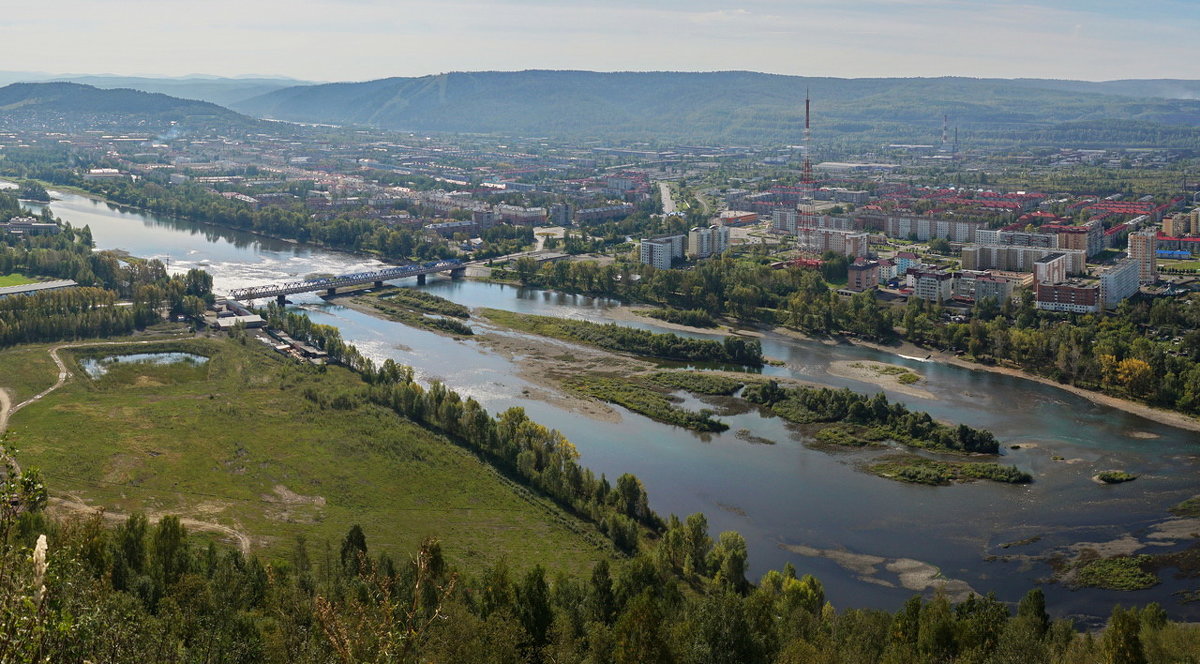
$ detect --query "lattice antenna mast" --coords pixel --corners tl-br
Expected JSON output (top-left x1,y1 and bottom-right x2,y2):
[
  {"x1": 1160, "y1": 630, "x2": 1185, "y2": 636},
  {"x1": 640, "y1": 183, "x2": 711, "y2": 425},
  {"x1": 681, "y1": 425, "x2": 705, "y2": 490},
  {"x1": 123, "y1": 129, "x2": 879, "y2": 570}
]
[{"x1": 801, "y1": 88, "x2": 813, "y2": 202}]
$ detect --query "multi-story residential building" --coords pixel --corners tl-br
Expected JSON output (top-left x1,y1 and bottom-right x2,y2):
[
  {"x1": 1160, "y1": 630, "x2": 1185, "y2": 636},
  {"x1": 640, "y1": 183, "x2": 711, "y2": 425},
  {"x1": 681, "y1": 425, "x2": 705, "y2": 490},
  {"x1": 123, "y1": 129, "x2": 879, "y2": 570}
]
[
  {"x1": 1041, "y1": 221, "x2": 1104, "y2": 257},
  {"x1": 495, "y1": 204, "x2": 548, "y2": 225},
  {"x1": 796, "y1": 227, "x2": 869, "y2": 257},
  {"x1": 975, "y1": 229, "x2": 1058, "y2": 248},
  {"x1": 1033, "y1": 253, "x2": 1069, "y2": 286},
  {"x1": 909, "y1": 268, "x2": 954, "y2": 302},
  {"x1": 877, "y1": 258, "x2": 898, "y2": 283},
  {"x1": 847, "y1": 259, "x2": 879, "y2": 291},
  {"x1": 687, "y1": 225, "x2": 730, "y2": 258},
  {"x1": 1098, "y1": 258, "x2": 1140, "y2": 308},
  {"x1": 893, "y1": 251, "x2": 921, "y2": 275},
  {"x1": 1035, "y1": 281, "x2": 1101, "y2": 314},
  {"x1": 574, "y1": 203, "x2": 635, "y2": 223},
  {"x1": 974, "y1": 275, "x2": 1015, "y2": 303},
  {"x1": 1164, "y1": 213, "x2": 1190, "y2": 238},
  {"x1": 797, "y1": 214, "x2": 863, "y2": 231},
  {"x1": 857, "y1": 213, "x2": 986, "y2": 242},
  {"x1": 961, "y1": 244, "x2": 1086, "y2": 274},
  {"x1": 815, "y1": 188, "x2": 871, "y2": 204},
  {"x1": 549, "y1": 203, "x2": 571, "y2": 226},
  {"x1": 1128, "y1": 229, "x2": 1158, "y2": 284},
  {"x1": 954, "y1": 270, "x2": 1015, "y2": 303},
  {"x1": 772, "y1": 209, "x2": 797, "y2": 234},
  {"x1": 639, "y1": 235, "x2": 686, "y2": 270}
]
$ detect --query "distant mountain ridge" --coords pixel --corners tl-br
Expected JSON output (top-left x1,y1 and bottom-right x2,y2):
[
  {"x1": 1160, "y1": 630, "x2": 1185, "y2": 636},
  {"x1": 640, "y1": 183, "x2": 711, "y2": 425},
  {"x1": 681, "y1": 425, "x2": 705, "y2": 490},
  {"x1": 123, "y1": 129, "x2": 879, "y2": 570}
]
[
  {"x1": 228, "y1": 70, "x2": 1200, "y2": 146},
  {"x1": 0, "y1": 73, "x2": 311, "y2": 107},
  {"x1": 0, "y1": 82, "x2": 254, "y2": 131}
]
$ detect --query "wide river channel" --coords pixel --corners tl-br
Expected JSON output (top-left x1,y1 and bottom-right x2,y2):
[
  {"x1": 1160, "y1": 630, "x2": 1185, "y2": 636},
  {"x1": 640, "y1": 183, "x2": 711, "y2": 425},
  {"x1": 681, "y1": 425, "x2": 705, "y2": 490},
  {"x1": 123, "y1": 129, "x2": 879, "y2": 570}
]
[{"x1": 27, "y1": 190, "x2": 1200, "y2": 623}]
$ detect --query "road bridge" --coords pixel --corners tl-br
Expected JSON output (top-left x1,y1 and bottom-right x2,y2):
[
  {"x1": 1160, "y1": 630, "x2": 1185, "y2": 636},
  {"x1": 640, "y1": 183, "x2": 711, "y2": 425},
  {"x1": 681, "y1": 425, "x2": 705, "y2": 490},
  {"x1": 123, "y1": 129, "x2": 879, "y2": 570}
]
[{"x1": 227, "y1": 259, "x2": 466, "y2": 303}]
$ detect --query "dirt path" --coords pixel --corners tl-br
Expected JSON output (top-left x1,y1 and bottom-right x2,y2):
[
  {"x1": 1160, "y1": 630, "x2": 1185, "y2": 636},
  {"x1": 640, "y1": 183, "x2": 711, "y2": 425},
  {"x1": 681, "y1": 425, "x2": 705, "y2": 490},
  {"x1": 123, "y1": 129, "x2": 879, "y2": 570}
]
[
  {"x1": 50, "y1": 495, "x2": 252, "y2": 555},
  {"x1": 1, "y1": 339, "x2": 254, "y2": 555},
  {"x1": 0, "y1": 389, "x2": 11, "y2": 444}
]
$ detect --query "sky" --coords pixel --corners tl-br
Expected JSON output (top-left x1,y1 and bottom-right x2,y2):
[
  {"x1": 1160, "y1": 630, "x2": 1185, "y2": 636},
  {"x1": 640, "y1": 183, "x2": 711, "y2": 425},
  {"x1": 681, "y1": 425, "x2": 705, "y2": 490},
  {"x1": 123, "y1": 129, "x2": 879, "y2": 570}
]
[{"x1": 2, "y1": 0, "x2": 1196, "y2": 82}]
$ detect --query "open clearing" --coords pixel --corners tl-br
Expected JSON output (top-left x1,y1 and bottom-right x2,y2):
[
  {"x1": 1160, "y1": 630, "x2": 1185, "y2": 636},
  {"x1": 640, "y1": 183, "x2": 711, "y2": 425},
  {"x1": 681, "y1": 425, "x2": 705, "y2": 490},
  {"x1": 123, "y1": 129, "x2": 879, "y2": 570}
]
[
  {"x1": 2, "y1": 335, "x2": 612, "y2": 574},
  {"x1": 0, "y1": 273, "x2": 36, "y2": 287}
]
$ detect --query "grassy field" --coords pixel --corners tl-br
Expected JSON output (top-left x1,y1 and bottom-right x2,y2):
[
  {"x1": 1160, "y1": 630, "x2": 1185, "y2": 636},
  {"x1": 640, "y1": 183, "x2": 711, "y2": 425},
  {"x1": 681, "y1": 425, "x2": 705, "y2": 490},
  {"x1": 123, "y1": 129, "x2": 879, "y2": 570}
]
[
  {"x1": 0, "y1": 342, "x2": 59, "y2": 402},
  {"x1": 0, "y1": 273, "x2": 36, "y2": 287},
  {"x1": 3, "y1": 336, "x2": 613, "y2": 574}
]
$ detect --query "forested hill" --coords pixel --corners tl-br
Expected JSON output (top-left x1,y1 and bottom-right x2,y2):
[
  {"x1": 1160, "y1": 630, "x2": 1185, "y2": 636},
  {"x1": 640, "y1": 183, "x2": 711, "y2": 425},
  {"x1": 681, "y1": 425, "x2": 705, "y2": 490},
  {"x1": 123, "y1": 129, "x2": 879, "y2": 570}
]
[
  {"x1": 37, "y1": 75, "x2": 307, "y2": 107},
  {"x1": 0, "y1": 82, "x2": 254, "y2": 131},
  {"x1": 230, "y1": 70, "x2": 1200, "y2": 147}
]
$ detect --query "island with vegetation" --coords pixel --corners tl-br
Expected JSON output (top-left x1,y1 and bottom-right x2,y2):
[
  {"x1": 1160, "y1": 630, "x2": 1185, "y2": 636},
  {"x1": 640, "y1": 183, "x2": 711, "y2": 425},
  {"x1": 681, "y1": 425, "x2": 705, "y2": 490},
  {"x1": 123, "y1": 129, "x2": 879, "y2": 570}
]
[
  {"x1": 481, "y1": 308, "x2": 764, "y2": 367},
  {"x1": 351, "y1": 286, "x2": 474, "y2": 336}
]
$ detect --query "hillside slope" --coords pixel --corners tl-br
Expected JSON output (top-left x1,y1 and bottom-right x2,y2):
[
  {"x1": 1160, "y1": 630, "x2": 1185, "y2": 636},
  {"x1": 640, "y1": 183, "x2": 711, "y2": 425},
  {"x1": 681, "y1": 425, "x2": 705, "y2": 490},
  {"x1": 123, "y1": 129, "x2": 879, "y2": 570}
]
[
  {"x1": 231, "y1": 70, "x2": 1200, "y2": 146},
  {"x1": 0, "y1": 82, "x2": 255, "y2": 131},
  {"x1": 42, "y1": 75, "x2": 309, "y2": 107}
]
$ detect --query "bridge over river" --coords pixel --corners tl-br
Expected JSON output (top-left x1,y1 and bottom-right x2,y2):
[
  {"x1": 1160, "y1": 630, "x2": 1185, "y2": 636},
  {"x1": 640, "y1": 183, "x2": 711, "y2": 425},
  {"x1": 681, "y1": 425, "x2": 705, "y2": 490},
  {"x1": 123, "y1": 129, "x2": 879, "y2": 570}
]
[{"x1": 227, "y1": 259, "x2": 466, "y2": 302}]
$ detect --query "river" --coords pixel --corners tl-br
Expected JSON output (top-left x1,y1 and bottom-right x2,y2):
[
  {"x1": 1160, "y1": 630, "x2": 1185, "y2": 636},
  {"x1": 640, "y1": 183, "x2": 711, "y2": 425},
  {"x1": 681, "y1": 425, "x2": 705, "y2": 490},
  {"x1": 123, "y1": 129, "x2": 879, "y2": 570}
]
[{"x1": 27, "y1": 190, "x2": 1200, "y2": 622}]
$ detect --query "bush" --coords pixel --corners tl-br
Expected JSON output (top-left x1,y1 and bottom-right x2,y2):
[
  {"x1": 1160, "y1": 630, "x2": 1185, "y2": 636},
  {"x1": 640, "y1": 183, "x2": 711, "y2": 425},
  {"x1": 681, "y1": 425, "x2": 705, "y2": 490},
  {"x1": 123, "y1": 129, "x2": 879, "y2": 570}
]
[
  {"x1": 1097, "y1": 470, "x2": 1137, "y2": 484},
  {"x1": 1074, "y1": 555, "x2": 1158, "y2": 590}
]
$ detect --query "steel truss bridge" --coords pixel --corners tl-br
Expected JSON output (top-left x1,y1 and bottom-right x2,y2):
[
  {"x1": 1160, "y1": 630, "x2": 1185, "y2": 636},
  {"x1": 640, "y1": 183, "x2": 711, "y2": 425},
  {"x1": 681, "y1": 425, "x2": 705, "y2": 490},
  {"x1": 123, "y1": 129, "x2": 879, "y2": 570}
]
[{"x1": 227, "y1": 259, "x2": 466, "y2": 302}]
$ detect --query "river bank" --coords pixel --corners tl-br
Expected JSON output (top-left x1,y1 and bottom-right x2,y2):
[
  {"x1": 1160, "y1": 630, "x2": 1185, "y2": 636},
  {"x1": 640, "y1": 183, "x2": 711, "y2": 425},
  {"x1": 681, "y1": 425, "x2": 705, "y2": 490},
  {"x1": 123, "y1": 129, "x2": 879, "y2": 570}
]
[
  {"x1": 33, "y1": 186, "x2": 1200, "y2": 620},
  {"x1": 524, "y1": 296, "x2": 1200, "y2": 434},
  {"x1": 845, "y1": 337, "x2": 1200, "y2": 435},
  {"x1": 30, "y1": 179, "x2": 1200, "y2": 437}
]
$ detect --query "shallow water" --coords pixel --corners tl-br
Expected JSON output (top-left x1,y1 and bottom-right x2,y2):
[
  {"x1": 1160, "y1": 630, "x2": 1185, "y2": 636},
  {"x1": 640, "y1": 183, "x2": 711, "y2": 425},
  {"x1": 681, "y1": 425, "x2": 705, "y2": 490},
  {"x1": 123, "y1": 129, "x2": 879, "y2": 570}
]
[
  {"x1": 39, "y1": 190, "x2": 1200, "y2": 621},
  {"x1": 79, "y1": 352, "x2": 209, "y2": 378}
]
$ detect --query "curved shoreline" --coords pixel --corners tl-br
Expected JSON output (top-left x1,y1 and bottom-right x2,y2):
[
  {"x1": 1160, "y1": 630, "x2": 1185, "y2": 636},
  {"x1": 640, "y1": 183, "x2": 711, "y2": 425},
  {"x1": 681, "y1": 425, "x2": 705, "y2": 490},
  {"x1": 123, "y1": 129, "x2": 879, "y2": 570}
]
[
  {"x1": 34, "y1": 179, "x2": 1200, "y2": 435},
  {"x1": 847, "y1": 337, "x2": 1200, "y2": 434}
]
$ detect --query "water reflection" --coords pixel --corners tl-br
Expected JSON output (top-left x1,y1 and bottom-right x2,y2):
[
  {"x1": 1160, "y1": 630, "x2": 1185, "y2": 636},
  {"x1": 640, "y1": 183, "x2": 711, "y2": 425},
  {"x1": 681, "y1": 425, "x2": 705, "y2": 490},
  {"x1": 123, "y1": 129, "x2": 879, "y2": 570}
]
[{"x1": 39, "y1": 189, "x2": 1200, "y2": 621}]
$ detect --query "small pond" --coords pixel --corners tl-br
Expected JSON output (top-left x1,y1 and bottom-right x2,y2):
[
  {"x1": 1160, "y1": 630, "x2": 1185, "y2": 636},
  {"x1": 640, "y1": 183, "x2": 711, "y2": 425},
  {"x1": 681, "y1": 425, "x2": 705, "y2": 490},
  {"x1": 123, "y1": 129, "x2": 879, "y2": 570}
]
[{"x1": 80, "y1": 352, "x2": 210, "y2": 378}]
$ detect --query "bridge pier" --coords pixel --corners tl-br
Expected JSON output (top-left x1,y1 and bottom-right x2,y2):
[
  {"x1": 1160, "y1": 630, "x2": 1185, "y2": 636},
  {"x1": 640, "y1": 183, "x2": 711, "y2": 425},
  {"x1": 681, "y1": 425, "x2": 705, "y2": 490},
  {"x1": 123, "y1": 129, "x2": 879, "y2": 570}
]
[
  {"x1": 326, "y1": 287, "x2": 337, "y2": 296},
  {"x1": 416, "y1": 274, "x2": 426, "y2": 285},
  {"x1": 450, "y1": 267, "x2": 466, "y2": 279},
  {"x1": 374, "y1": 280, "x2": 384, "y2": 289},
  {"x1": 276, "y1": 295, "x2": 287, "y2": 305}
]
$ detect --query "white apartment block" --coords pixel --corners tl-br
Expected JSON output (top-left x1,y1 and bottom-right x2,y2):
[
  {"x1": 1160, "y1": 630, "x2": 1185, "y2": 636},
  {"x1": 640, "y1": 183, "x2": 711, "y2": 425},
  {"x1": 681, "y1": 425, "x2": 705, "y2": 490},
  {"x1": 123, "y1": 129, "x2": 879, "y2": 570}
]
[
  {"x1": 1098, "y1": 258, "x2": 1140, "y2": 308},
  {"x1": 639, "y1": 235, "x2": 686, "y2": 270}
]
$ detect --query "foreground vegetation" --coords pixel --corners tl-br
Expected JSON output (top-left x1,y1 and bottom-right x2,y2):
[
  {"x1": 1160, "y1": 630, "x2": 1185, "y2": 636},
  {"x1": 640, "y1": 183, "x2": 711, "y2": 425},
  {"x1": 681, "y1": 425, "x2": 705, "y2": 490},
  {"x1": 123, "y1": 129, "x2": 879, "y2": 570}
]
[
  {"x1": 482, "y1": 308, "x2": 764, "y2": 367},
  {"x1": 0, "y1": 500, "x2": 1195, "y2": 662}
]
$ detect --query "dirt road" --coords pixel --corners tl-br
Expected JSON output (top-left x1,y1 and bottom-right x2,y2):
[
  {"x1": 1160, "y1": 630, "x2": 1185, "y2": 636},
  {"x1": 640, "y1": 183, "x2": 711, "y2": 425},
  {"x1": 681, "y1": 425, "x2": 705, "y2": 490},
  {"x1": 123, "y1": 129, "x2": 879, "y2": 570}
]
[{"x1": 1, "y1": 339, "x2": 253, "y2": 554}]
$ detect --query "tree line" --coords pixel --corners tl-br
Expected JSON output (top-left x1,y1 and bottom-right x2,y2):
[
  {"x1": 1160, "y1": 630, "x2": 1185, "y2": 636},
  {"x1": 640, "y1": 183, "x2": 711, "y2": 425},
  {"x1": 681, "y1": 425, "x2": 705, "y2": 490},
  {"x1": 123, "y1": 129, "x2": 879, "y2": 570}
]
[
  {"x1": 1, "y1": 495, "x2": 1192, "y2": 663},
  {"x1": 511, "y1": 253, "x2": 1200, "y2": 419},
  {"x1": 744, "y1": 381, "x2": 1000, "y2": 454},
  {"x1": 263, "y1": 304, "x2": 657, "y2": 554}
]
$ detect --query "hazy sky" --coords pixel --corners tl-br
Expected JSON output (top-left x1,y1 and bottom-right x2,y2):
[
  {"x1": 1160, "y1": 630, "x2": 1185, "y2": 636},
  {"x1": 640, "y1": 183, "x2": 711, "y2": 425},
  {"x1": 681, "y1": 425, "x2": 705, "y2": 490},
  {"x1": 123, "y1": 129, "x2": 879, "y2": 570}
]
[{"x1": 3, "y1": 0, "x2": 1196, "y2": 82}]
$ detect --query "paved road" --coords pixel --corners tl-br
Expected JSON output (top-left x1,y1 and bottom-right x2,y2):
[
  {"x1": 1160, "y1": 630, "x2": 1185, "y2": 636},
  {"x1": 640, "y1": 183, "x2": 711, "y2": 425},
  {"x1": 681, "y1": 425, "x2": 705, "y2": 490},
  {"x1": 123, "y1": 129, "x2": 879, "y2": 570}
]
[{"x1": 659, "y1": 181, "x2": 677, "y2": 214}]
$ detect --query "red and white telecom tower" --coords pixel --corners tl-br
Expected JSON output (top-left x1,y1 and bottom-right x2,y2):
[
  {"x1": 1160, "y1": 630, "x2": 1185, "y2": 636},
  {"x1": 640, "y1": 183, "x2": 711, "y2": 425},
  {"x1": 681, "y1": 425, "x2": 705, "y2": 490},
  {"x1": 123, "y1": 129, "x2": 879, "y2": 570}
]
[{"x1": 801, "y1": 89, "x2": 814, "y2": 203}]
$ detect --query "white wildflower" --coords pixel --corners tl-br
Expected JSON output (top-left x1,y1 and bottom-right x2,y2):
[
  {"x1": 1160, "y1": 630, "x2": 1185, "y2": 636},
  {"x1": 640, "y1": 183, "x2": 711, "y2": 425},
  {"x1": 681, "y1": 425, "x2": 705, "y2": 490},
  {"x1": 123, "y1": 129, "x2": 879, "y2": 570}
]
[{"x1": 32, "y1": 534, "x2": 47, "y2": 605}]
